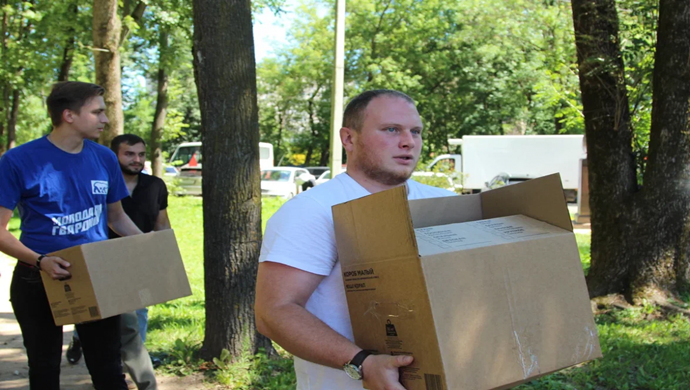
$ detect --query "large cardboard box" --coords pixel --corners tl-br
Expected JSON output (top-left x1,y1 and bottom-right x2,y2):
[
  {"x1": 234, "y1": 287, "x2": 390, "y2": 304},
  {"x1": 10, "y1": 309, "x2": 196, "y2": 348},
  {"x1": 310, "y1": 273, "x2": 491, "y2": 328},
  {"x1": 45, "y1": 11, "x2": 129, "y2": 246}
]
[
  {"x1": 332, "y1": 174, "x2": 601, "y2": 390},
  {"x1": 41, "y1": 230, "x2": 192, "y2": 326}
]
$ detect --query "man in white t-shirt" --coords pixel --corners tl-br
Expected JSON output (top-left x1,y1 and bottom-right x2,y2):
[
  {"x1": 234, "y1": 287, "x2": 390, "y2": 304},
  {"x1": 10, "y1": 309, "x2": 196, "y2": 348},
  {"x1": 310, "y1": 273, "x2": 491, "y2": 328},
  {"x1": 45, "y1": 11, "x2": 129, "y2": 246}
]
[{"x1": 255, "y1": 90, "x2": 456, "y2": 390}]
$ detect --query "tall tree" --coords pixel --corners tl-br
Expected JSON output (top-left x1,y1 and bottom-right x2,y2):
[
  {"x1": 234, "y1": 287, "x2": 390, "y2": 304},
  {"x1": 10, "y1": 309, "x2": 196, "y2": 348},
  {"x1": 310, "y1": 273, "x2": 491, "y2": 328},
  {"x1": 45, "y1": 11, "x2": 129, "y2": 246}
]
[
  {"x1": 572, "y1": 0, "x2": 690, "y2": 302},
  {"x1": 92, "y1": 0, "x2": 123, "y2": 147},
  {"x1": 149, "y1": 29, "x2": 168, "y2": 178},
  {"x1": 92, "y1": 0, "x2": 145, "y2": 146},
  {"x1": 192, "y1": 0, "x2": 273, "y2": 360}
]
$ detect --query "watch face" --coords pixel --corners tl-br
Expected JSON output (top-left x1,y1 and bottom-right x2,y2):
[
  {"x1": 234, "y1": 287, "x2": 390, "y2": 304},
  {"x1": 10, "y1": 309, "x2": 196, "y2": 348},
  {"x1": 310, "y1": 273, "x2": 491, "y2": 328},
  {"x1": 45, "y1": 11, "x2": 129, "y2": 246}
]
[{"x1": 344, "y1": 364, "x2": 362, "y2": 380}]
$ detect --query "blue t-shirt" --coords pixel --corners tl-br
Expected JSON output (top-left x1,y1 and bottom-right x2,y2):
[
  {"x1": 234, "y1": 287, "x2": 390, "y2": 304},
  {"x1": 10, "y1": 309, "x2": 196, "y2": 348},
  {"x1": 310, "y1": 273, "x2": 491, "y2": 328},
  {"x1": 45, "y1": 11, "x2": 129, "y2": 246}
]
[{"x1": 0, "y1": 136, "x2": 129, "y2": 254}]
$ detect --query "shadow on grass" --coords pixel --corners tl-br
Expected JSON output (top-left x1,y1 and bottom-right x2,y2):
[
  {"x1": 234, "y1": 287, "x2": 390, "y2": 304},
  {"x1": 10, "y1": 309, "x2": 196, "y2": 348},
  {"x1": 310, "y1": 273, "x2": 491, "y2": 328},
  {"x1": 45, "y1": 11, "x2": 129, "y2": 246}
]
[{"x1": 147, "y1": 315, "x2": 201, "y2": 332}]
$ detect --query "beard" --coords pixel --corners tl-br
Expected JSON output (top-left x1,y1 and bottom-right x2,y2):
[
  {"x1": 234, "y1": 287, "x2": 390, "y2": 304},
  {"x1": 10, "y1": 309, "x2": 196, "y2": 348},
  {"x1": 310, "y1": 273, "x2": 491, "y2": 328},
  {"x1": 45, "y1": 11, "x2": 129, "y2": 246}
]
[
  {"x1": 354, "y1": 138, "x2": 416, "y2": 186},
  {"x1": 120, "y1": 163, "x2": 143, "y2": 176}
]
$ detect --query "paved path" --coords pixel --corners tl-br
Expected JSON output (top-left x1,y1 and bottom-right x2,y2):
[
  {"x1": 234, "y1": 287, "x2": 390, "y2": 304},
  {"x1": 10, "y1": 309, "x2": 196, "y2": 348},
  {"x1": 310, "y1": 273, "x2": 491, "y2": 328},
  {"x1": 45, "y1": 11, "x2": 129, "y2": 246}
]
[{"x1": 0, "y1": 254, "x2": 212, "y2": 390}]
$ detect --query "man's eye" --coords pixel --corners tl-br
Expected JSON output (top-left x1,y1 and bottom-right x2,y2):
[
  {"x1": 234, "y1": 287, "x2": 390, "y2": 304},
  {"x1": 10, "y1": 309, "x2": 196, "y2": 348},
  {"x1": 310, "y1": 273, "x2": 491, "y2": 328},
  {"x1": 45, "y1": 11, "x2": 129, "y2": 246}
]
[
  {"x1": 412, "y1": 129, "x2": 422, "y2": 135},
  {"x1": 386, "y1": 127, "x2": 397, "y2": 132}
]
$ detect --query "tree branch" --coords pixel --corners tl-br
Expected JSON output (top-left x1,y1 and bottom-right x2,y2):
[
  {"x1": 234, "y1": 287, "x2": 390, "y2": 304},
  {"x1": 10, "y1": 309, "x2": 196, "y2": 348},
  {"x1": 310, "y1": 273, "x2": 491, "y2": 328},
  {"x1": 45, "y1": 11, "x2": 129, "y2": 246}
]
[{"x1": 119, "y1": 1, "x2": 147, "y2": 45}]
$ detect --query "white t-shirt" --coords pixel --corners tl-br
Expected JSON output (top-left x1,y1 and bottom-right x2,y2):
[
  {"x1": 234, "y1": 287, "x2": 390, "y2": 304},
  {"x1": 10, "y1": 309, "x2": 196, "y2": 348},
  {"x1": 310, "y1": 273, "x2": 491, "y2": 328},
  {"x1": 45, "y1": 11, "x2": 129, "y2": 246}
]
[{"x1": 259, "y1": 173, "x2": 456, "y2": 390}]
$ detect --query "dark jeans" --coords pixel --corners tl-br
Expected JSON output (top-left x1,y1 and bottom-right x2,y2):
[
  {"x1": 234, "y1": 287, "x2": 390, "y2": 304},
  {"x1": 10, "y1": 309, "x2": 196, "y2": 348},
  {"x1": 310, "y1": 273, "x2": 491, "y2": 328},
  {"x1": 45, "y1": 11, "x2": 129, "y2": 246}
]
[{"x1": 10, "y1": 264, "x2": 128, "y2": 390}]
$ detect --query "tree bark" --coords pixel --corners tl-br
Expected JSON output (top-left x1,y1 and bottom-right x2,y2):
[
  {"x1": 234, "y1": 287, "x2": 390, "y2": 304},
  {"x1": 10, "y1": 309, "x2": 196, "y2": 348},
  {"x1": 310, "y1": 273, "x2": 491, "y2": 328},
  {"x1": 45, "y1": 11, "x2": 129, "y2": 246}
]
[
  {"x1": 192, "y1": 0, "x2": 274, "y2": 360},
  {"x1": 0, "y1": 3, "x2": 9, "y2": 155},
  {"x1": 93, "y1": 0, "x2": 124, "y2": 147},
  {"x1": 627, "y1": 0, "x2": 690, "y2": 301},
  {"x1": 149, "y1": 31, "x2": 169, "y2": 178},
  {"x1": 6, "y1": 89, "x2": 19, "y2": 150},
  {"x1": 571, "y1": 0, "x2": 637, "y2": 298}
]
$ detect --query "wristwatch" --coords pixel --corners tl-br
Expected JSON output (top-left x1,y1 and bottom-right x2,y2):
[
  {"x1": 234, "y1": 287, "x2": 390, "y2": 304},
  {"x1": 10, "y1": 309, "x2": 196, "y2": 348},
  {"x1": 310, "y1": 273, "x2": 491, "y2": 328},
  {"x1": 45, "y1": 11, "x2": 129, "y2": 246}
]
[
  {"x1": 36, "y1": 255, "x2": 46, "y2": 271},
  {"x1": 343, "y1": 350, "x2": 374, "y2": 380}
]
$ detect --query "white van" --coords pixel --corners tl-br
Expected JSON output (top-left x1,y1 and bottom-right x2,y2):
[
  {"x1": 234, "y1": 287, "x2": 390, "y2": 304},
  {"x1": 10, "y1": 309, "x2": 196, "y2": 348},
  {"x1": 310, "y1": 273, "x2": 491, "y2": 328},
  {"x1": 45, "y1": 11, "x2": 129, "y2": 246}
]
[{"x1": 170, "y1": 141, "x2": 274, "y2": 195}]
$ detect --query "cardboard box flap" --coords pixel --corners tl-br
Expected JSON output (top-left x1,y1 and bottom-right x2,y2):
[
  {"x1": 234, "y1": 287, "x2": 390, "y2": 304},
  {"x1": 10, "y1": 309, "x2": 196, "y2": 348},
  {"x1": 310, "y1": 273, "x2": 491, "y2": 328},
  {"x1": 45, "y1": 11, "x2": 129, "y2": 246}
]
[
  {"x1": 83, "y1": 230, "x2": 191, "y2": 317},
  {"x1": 332, "y1": 186, "x2": 418, "y2": 266},
  {"x1": 408, "y1": 193, "x2": 483, "y2": 229},
  {"x1": 480, "y1": 174, "x2": 573, "y2": 232},
  {"x1": 415, "y1": 215, "x2": 571, "y2": 257}
]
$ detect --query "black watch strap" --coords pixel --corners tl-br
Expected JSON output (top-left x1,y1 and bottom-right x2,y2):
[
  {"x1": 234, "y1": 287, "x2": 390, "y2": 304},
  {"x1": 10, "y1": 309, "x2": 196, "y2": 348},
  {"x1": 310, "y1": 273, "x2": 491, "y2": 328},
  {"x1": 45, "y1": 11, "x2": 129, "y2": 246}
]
[
  {"x1": 36, "y1": 255, "x2": 46, "y2": 271},
  {"x1": 350, "y1": 350, "x2": 374, "y2": 367}
]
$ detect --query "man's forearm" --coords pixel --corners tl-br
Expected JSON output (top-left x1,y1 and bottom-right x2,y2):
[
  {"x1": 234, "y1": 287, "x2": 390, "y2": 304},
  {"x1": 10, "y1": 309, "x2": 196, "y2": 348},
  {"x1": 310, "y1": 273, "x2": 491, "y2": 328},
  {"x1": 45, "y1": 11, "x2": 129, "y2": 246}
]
[
  {"x1": 108, "y1": 216, "x2": 143, "y2": 236},
  {"x1": 257, "y1": 303, "x2": 361, "y2": 369}
]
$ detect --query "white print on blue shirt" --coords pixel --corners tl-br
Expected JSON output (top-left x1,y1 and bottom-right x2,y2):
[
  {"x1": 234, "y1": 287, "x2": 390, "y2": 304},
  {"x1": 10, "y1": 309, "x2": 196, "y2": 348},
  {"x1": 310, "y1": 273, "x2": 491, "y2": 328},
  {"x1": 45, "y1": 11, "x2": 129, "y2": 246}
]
[
  {"x1": 91, "y1": 180, "x2": 109, "y2": 195},
  {"x1": 51, "y1": 204, "x2": 103, "y2": 236}
]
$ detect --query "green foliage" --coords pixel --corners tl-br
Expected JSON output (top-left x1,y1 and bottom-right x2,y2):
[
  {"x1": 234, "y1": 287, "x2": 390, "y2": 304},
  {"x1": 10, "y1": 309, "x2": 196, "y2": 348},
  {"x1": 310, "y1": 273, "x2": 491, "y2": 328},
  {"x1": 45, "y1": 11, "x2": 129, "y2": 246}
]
[
  {"x1": 617, "y1": 0, "x2": 659, "y2": 183},
  {"x1": 257, "y1": 0, "x2": 585, "y2": 163},
  {"x1": 214, "y1": 347, "x2": 296, "y2": 389}
]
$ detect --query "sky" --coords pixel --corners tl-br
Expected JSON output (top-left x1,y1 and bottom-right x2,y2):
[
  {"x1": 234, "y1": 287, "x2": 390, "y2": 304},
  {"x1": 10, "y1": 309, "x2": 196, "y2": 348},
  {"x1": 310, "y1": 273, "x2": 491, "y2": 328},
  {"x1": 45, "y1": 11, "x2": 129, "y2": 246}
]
[{"x1": 252, "y1": 2, "x2": 295, "y2": 62}]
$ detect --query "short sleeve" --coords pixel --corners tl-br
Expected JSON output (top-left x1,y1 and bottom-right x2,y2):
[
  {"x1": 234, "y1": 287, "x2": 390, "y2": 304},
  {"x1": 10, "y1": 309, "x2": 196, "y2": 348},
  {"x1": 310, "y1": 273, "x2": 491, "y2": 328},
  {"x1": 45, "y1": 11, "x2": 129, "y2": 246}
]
[
  {"x1": 158, "y1": 180, "x2": 169, "y2": 210},
  {"x1": 0, "y1": 153, "x2": 23, "y2": 210},
  {"x1": 105, "y1": 151, "x2": 129, "y2": 204},
  {"x1": 259, "y1": 195, "x2": 338, "y2": 276}
]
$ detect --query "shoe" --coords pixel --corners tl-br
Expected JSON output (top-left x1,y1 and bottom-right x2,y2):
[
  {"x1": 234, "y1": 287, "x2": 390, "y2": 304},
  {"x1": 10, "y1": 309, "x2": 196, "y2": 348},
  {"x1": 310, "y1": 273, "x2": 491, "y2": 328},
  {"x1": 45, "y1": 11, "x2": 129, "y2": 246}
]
[
  {"x1": 151, "y1": 356, "x2": 162, "y2": 369},
  {"x1": 66, "y1": 337, "x2": 82, "y2": 364},
  {"x1": 125, "y1": 378, "x2": 137, "y2": 389}
]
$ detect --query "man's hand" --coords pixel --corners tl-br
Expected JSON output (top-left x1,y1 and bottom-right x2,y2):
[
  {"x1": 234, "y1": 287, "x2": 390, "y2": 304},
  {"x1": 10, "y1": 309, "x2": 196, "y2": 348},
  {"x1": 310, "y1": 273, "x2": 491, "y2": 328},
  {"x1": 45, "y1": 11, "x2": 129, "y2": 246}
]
[
  {"x1": 361, "y1": 354, "x2": 414, "y2": 390},
  {"x1": 40, "y1": 256, "x2": 71, "y2": 280}
]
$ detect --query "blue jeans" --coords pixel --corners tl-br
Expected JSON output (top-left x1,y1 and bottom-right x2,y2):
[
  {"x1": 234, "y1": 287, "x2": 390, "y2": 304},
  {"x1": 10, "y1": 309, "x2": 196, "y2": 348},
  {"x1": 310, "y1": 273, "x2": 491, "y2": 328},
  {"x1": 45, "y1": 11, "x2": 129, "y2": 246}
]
[
  {"x1": 135, "y1": 307, "x2": 148, "y2": 343},
  {"x1": 75, "y1": 307, "x2": 149, "y2": 343}
]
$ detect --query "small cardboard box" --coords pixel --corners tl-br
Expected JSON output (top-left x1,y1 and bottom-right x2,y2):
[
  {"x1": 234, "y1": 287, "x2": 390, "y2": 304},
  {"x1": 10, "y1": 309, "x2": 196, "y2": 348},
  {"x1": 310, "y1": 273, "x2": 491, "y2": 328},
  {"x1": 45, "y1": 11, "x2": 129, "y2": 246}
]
[
  {"x1": 332, "y1": 174, "x2": 601, "y2": 390},
  {"x1": 41, "y1": 230, "x2": 192, "y2": 326}
]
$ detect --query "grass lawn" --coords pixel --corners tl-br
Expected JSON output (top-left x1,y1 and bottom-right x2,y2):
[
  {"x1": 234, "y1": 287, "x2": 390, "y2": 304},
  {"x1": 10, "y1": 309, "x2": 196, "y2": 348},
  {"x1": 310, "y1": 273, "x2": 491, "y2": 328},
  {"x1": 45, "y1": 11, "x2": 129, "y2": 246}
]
[{"x1": 8, "y1": 198, "x2": 690, "y2": 388}]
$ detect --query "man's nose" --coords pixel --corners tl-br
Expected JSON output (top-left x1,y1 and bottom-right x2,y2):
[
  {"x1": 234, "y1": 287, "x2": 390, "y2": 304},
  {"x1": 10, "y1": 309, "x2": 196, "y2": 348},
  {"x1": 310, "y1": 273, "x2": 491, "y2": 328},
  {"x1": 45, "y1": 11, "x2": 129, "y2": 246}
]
[{"x1": 399, "y1": 130, "x2": 416, "y2": 149}]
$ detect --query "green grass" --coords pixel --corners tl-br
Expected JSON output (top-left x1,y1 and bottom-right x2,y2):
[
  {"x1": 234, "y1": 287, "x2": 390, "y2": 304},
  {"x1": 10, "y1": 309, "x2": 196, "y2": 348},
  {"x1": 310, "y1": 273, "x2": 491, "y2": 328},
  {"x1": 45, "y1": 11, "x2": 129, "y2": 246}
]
[
  {"x1": 145, "y1": 196, "x2": 293, "y2": 385},
  {"x1": 8, "y1": 200, "x2": 690, "y2": 389}
]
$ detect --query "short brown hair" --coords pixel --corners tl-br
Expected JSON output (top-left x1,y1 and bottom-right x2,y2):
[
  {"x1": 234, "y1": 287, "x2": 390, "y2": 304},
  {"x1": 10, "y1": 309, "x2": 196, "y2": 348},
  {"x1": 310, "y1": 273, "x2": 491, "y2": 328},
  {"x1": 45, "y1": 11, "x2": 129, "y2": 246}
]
[
  {"x1": 46, "y1": 81, "x2": 105, "y2": 126},
  {"x1": 111, "y1": 134, "x2": 146, "y2": 154},
  {"x1": 342, "y1": 89, "x2": 415, "y2": 131}
]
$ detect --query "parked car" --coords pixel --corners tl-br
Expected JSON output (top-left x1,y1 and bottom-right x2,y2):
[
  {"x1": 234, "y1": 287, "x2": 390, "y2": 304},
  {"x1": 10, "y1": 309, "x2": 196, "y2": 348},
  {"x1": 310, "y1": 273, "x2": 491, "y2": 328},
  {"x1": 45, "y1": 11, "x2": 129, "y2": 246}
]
[
  {"x1": 261, "y1": 167, "x2": 314, "y2": 199},
  {"x1": 314, "y1": 169, "x2": 347, "y2": 186},
  {"x1": 305, "y1": 166, "x2": 330, "y2": 179}
]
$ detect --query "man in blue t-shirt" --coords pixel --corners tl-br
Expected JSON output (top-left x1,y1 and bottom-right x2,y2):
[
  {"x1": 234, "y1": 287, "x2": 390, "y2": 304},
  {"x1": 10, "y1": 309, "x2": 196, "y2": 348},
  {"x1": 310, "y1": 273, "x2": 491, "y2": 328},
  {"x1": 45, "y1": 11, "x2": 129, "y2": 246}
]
[{"x1": 0, "y1": 81, "x2": 144, "y2": 390}]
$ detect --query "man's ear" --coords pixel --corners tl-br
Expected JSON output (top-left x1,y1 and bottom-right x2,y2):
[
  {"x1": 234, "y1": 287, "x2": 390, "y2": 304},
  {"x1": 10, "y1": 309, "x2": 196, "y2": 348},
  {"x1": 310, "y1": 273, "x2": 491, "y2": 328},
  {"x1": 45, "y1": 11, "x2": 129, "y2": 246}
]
[
  {"x1": 340, "y1": 127, "x2": 356, "y2": 153},
  {"x1": 62, "y1": 109, "x2": 75, "y2": 124}
]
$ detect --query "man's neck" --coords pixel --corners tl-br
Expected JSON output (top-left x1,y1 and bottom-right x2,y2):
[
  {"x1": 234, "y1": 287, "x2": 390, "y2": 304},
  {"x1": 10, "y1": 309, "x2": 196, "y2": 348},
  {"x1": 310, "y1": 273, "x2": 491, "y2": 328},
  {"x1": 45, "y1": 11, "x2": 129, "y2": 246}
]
[
  {"x1": 123, "y1": 172, "x2": 139, "y2": 185},
  {"x1": 47, "y1": 128, "x2": 86, "y2": 154},
  {"x1": 123, "y1": 172, "x2": 139, "y2": 195},
  {"x1": 346, "y1": 170, "x2": 407, "y2": 194}
]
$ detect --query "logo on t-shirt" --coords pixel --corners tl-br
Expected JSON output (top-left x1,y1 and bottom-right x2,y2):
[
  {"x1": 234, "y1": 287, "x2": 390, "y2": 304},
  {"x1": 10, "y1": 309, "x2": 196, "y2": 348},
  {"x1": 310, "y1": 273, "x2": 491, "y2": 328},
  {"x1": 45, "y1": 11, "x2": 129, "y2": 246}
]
[
  {"x1": 91, "y1": 180, "x2": 108, "y2": 195},
  {"x1": 51, "y1": 205, "x2": 103, "y2": 236}
]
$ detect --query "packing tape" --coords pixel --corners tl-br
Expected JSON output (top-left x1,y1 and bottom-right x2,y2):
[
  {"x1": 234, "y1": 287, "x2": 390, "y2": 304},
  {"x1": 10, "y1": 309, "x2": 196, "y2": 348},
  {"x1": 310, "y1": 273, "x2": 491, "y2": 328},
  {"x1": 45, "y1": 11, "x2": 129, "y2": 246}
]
[
  {"x1": 138, "y1": 288, "x2": 153, "y2": 307},
  {"x1": 363, "y1": 300, "x2": 416, "y2": 322}
]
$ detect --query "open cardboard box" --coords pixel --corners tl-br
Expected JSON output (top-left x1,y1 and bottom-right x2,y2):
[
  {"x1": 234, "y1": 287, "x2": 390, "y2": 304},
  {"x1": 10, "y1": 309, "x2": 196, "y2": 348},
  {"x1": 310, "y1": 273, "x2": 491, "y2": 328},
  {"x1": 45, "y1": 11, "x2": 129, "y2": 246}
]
[
  {"x1": 41, "y1": 230, "x2": 192, "y2": 326},
  {"x1": 332, "y1": 174, "x2": 601, "y2": 390}
]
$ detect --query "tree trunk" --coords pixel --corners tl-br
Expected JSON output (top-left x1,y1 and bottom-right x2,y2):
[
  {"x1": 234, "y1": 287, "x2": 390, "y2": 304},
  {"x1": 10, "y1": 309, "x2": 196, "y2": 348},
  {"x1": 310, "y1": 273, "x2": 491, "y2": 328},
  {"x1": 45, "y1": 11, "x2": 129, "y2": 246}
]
[
  {"x1": 572, "y1": 0, "x2": 690, "y2": 302},
  {"x1": 0, "y1": 3, "x2": 9, "y2": 155},
  {"x1": 571, "y1": 0, "x2": 637, "y2": 298},
  {"x1": 149, "y1": 31, "x2": 169, "y2": 178},
  {"x1": 627, "y1": 0, "x2": 690, "y2": 301},
  {"x1": 57, "y1": 2, "x2": 79, "y2": 82},
  {"x1": 93, "y1": 0, "x2": 123, "y2": 146},
  {"x1": 6, "y1": 89, "x2": 19, "y2": 150},
  {"x1": 192, "y1": 0, "x2": 274, "y2": 360}
]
